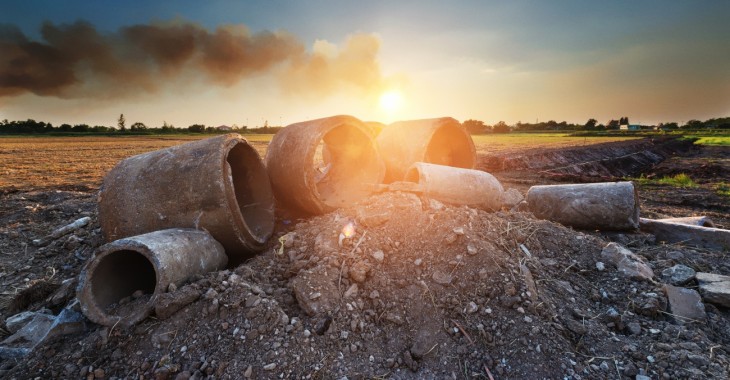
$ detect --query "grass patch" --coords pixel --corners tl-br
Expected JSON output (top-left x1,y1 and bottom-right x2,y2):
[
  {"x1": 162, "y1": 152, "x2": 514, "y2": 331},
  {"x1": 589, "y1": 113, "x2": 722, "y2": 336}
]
[
  {"x1": 630, "y1": 173, "x2": 698, "y2": 188},
  {"x1": 684, "y1": 136, "x2": 730, "y2": 146},
  {"x1": 716, "y1": 182, "x2": 730, "y2": 197}
]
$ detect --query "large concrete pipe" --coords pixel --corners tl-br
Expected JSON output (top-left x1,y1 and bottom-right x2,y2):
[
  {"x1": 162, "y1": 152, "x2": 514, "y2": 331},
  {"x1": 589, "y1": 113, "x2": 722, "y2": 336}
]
[
  {"x1": 98, "y1": 134, "x2": 274, "y2": 260},
  {"x1": 265, "y1": 115, "x2": 385, "y2": 215},
  {"x1": 377, "y1": 117, "x2": 476, "y2": 182},
  {"x1": 526, "y1": 181, "x2": 640, "y2": 230},
  {"x1": 404, "y1": 163, "x2": 504, "y2": 211},
  {"x1": 77, "y1": 229, "x2": 227, "y2": 327}
]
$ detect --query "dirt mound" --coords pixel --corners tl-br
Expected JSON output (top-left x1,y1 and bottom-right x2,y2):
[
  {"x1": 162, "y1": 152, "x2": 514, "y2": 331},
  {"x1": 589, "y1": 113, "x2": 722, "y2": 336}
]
[
  {"x1": 479, "y1": 137, "x2": 696, "y2": 181},
  {"x1": 3, "y1": 191, "x2": 730, "y2": 379}
]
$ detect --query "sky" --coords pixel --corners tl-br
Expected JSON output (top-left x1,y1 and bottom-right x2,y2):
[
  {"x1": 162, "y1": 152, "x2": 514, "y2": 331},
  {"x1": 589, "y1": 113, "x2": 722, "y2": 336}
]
[{"x1": 1, "y1": 0, "x2": 729, "y2": 128}]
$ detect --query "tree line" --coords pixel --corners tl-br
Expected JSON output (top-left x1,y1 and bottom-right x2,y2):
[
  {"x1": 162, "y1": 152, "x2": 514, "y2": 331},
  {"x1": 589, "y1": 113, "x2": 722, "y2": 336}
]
[
  {"x1": 0, "y1": 114, "x2": 283, "y2": 135},
  {"x1": 462, "y1": 116, "x2": 730, "y2": 134}
]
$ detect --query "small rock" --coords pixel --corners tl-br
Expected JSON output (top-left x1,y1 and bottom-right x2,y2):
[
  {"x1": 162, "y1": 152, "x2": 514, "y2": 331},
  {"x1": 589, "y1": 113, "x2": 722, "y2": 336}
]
[
  {"x1": 432, "y1": 271, "x2": 452, "y2": 285},
  {"x1": 661, "y1": 264, "x2": 696, "y2": 285},
  {"x1": 663, "y1": 284, "x2": 706, "y2": 324},
  {"x1": 371, "y1": 250, "x2": 385, "y2": 262},
  {"x1": 465, "y1": 302, "x2": 478, "y2": 314},
  {"x1": 414, "y1": 258, "x2": 422, "y2": 266},
  {"x1": 243, "y1": 365, "x2": 253, "y2": 378},
  {"x1": 155, "y1": 286, "x2": 202, "y2": 320},
  {"x1": 429, "y1": 199, "x2": 444, "y2": 211},
  {"x1": 627, "y1": 322, "x2": 641, "y2": 335},
  {"x1": 93, "y1": 368, "x2": 105, "y2": 379},
  {"x1": 466, "y1": 244, "x2": 478, "y2": 256},
  {"x1": 348, "y1": 261, "x2": 371, "y2": 283},
  {"x1": 601, "y1": 243, "x2": 654, "y2": 281},
  {"x1": 263, "y1": 363, "x2": 276, "y2": 371},
  {"x1": 343, "y1": 283, "x2": 358, "y2": 298},
  {"x1": 596, "y1": 262, "x2": 605, "y2": 271},
  {"x1": 696, "y1": 272, "x2": 730, "y2": 307},
  {"x1": 453, "y1": 227, "x2": 465, "y2": 235}
]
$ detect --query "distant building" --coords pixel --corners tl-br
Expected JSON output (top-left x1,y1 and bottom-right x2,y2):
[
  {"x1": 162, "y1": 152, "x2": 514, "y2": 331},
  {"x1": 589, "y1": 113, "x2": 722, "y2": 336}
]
[
  {"x1": 620, "y1": 124, "x2": 641, "y2": 131},
  {"x1": 217, "y1": 125, "x2": 232, "y2": 131}
]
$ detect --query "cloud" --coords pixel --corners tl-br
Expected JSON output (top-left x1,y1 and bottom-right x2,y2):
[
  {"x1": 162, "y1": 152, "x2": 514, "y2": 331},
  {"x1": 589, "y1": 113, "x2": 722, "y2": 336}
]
[{"x1": 0, "y1": 20, "x2": 386, "y2": 99}]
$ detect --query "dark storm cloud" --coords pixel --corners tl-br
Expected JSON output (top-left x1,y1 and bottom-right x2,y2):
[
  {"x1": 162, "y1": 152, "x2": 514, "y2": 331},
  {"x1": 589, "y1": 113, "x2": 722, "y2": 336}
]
[{"x1": 0, "y1": 20, "x2": 383, "y2": 98}]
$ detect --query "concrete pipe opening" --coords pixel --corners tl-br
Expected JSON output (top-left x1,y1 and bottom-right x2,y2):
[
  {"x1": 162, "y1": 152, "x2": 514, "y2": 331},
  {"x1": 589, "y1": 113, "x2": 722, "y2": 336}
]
[
  {"x1": 227, "y1": 142, "x2": 275, "y2": 244},
  {"x1": 313, "y1": 125, "x2": 381, "y2": 209},
  {"x1": 377, "y1": 117, "x2": 476, "y2": 182},
  {"x1": 88, "y1": 249, "x2": 157, "y2": 318},
  {"x1": 265, "y1": 115, "x2": 385, "y2": 215},
  {"x1": 425, "y1": 123, "x2": 476, "y2": 169}
]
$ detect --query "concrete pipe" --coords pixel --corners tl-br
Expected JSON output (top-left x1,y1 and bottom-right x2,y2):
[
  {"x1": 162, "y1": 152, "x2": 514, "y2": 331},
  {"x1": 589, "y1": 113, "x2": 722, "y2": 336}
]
[
  {"x1": 77, "y1": 229, "x2": 227, "y2": 327},
  {"x1": 265, "y1": 115, "x2": 385, "y2": 215},
  {"x1": 404, "y1": 163, "x2": 504, "y2": 211},
  {"x1": 526, "y1": 181, "x2": 640, "y2": 230},
  {"x1": 639, "y1": 218, "x2": 730, "y2": 250},
  {"x1": 377, "y1": 117, "x2": 476, "y2": 182},
  {"x1": 98, "y1": 134, "x2": 274, "y2": 260},
  {"x1": 653, "y1": 216, "x2": 715, "y2": 227}
]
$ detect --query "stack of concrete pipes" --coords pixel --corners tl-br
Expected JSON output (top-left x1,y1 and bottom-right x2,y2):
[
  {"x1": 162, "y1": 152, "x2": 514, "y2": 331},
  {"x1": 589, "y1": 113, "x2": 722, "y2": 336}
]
[{"x1": 80, "y1": 115, "x2": 513, "y2": 327}]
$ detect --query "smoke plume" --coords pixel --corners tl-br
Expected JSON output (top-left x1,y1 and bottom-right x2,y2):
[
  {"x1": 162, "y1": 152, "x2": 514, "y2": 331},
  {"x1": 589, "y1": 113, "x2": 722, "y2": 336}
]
[{"x1": 0, "y1": 20, "x2": 384, "y2": 98}]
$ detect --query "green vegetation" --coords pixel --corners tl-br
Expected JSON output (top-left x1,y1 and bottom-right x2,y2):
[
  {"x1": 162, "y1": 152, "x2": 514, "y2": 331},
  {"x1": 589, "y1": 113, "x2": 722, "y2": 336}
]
[
  {"x1": 631, "y1": 173, "x2": 698, "y2": 188},
  {"x1": 690, "y1": 136, "x2": 730, "y2": 146},
  {"x1": 716, "y1": 182, "x2": 730, "y2": 197}
]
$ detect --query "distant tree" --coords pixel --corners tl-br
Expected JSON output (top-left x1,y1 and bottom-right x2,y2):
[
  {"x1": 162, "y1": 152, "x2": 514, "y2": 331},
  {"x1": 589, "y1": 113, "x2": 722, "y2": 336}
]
[
  {"x1": 188, "y1": 124, "x2": 206, "y2": 133},
  {"x1": 619, "y1": 116, "x2": 629, "y2": 125},
  {"x1": 492, "y1": 121, "x2": 510, "y2": 134},
  {"x1": 659, "y1": 122, "x2": 678, "y2": 130},
  {"x1": 72, "y1": 124, "x2": 90, "y2": 132},
  {"x1": 59, "y1": 123, "x2": 73, "y2": 132},
  {"x1": 462, "y1": 119, "x2": 488, "y2": 134},
  {"x1": 683, "y1": 119, "x2": 704, "y2": 129},
  {"x1": 130, "y1": 122, "x2": 147, "y2": 131},
  {"x1": 606, "y1": 119, "x2": 620, "y2": 130},
  {"x1": 583, "y1": 118, "x2": 597, "y2": 130},
  {"x1": 118, "y1": 114, "x2": 126, "y2": 132}
]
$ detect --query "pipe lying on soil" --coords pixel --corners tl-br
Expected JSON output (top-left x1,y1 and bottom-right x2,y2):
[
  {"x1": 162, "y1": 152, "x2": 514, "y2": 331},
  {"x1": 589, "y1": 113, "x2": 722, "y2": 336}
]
[
  {"x1": 377, "y1": 117, "x2": 476, "y2": 182},
  {"x1": 98, "y1": 134, "x2": 274, "y2": 260},
  {"x1": 77, "y1": 229, "x2": 227, "y2": 327},
  {"x1": 526, "y1": 181, "x2": 640, "y2": 230},
  {"x1": 639, "y1": 218, "x2": 730, "y2": 251},
  {"x1": 404, "y1": 163, "x2": 504, "y2": 211},
  {"x1": 652, "y1": 216, "x2": 715, "y2": 227},
  {"x1": 265, "y1": 115, "x2": 385, "y2": 215}
]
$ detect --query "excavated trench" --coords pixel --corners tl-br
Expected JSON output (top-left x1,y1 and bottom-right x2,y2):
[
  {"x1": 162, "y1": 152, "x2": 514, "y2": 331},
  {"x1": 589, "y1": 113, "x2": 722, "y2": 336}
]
[{"x1": 479, "y1": 136, "x2": 696, "y2": 181}]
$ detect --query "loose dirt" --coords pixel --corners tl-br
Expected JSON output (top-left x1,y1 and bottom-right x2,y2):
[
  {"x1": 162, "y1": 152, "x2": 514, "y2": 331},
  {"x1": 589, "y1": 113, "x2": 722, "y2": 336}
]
[{"x1": 1, "y1": 138, "x2": 729, "y2": 379}]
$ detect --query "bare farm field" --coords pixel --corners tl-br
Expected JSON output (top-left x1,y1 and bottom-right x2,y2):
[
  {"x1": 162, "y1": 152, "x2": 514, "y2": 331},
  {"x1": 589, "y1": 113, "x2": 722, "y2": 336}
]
[{"x1": 2, "y1": 133, "x2": 730, "y2": 379}]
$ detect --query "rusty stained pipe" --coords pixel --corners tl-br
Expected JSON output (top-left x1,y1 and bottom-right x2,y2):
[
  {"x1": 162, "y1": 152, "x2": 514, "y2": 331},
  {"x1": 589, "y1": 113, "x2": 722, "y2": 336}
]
[
  {"x1": 265, "y1": 115, "x2": 385, "y2": 215},
  {"x1": 77, "y1": 229, "x2": 227, "y2": 327},
  {"x1": 526, "y1": 181, "x2": 640, "y2": 231},
  {"x1": 98, "y1": 134, "x2": 274, "y2": 261},
  {"x1": 377, "y1": 117, "x2": 476, "y2": 182},
  {"x1": 404, "y1": 162, "x2": 504, "y2": 211}
]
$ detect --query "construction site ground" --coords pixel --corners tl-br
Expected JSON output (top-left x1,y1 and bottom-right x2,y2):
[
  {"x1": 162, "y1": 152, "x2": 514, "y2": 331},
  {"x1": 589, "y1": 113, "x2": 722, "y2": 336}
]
[{"x1": 1, "y1": 137, "x2": 729, "y2": 379}]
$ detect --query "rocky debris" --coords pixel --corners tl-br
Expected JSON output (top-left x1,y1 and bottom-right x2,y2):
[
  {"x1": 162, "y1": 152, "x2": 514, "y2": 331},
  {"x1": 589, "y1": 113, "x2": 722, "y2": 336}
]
[
  {"x1": 1, "y1": 306, "x2": 86, "y2": 358},
  {"x1": 291, "y1": 267, "x2": 339, "y2": 316},
  {"x1": 600, "y1": 242, "x2": 654, "y2": 280},
  {"x1": 154, "y1": 285, "x2": 202, "y2": 320},
  {"x1": 663, "y1": 285, "x2": 706, "y2": 324},
  {"x1": 661, "y1": 264, "x2": 696, "y2": 285},
  {"x1": 696, "y1": 272, "x2": 730, "y2": 307}
]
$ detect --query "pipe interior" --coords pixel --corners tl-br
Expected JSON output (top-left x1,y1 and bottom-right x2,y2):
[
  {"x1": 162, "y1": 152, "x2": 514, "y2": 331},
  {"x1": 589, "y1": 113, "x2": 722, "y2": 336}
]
[
  {"x1": 314, "y1": 125, "x2": 382, "y2": 208},
  {"x1": 90, "y1": 249, "x2": 156, "y2": 311},
  {"x1": 425, "y1": 124, "x2": 475, "y2": 168},
  {"x1": 227, "y1": 142, "x2": 275, "y2": 240}
]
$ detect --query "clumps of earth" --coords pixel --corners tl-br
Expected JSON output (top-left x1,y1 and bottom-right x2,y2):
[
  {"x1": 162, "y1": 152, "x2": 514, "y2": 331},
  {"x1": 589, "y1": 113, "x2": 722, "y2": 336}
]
[{"x1": 2, "y1": 190, "x2": 730, "y2": 379}]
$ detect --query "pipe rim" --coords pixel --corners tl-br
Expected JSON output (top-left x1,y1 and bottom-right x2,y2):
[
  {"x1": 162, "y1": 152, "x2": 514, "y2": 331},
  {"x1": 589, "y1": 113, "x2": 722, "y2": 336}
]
[
  {"x1": 221, "y1": 136, "x2": 275, "y2": 247},
  {"x1": 77, "y1": 241, "x2": 161, "y2": 327}
]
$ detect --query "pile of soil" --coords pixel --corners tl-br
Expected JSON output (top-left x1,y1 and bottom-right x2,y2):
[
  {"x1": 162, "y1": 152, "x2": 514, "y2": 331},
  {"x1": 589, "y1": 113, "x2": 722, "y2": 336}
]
[{"x1": 2, "y1": 140, "x2": 729, "y2": 379}]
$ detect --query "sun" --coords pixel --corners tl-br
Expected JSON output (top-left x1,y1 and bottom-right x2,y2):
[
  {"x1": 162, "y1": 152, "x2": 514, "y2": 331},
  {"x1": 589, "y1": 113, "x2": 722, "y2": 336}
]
[{"x1": 379, "y1": 90, "x2": 403, "y2": 112}]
